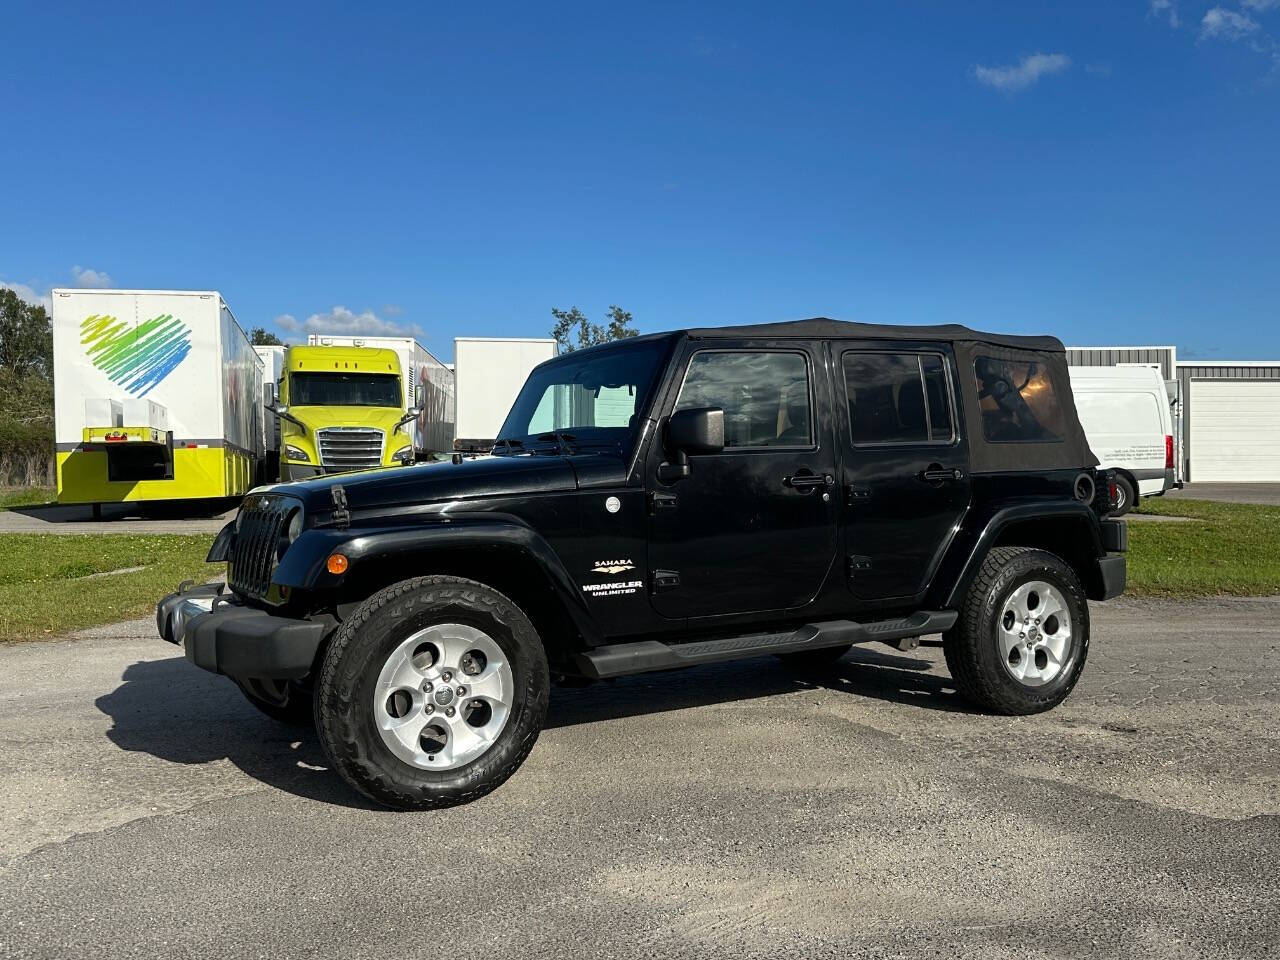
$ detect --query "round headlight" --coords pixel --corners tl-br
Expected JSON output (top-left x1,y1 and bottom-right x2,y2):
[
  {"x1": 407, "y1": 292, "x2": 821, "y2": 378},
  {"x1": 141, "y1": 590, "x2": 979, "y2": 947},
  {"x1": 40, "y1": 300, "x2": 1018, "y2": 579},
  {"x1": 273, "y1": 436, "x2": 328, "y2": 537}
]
[{"x1": 287, "y1": 508, "x2": 303, "y2": 543}]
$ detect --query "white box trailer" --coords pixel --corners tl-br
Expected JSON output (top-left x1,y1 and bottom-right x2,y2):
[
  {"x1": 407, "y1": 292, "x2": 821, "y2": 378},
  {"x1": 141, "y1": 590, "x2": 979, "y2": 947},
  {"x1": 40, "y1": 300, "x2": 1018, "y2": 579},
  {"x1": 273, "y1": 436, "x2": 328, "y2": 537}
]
[
  {"x1": 454, "y1": 337, "x2": 558, "y2": 450},
  {"x1": 52, "y1": 289, "x2": 263, "y2": 509},
  {"x1": 305, "y1": 334, "x2": 455, "y2": 457},
  {"x1": 255, "y1": 344, "x2": 286, "y2": 477}
]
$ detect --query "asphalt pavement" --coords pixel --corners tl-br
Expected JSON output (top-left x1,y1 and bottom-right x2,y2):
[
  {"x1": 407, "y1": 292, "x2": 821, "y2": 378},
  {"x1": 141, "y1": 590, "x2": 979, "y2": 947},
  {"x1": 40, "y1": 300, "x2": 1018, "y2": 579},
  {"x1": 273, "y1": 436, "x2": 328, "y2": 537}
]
[
  {"x1": 1, "y1": 597, "x2": 1277, "y2": 959},
  {"x1": 1165, "y1": 482, "x2": 1280, "y2": 506},
  {"x1": 0, "y1": 500, "x2": 235, "y2": 535}
]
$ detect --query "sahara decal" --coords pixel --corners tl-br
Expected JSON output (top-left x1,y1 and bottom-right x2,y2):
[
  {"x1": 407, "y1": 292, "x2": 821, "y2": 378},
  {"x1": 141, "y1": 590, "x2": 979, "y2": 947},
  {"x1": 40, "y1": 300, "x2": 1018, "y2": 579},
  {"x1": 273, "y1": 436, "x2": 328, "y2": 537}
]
[
  {"x1": 591, "y1": 559, "x2": 635, "y2": 575},
  {"x1": 81, "y1": 313, "x2": 192, "y2": 398}
]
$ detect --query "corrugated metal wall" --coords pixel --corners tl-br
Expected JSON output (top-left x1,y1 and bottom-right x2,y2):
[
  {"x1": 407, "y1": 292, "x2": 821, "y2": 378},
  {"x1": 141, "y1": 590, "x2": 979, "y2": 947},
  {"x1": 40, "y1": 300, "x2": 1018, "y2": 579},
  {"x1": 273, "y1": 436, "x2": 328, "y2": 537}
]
[
  {"x1": 1178, "y1": 365, "x2": 1280, "y2": 479},
  {"x1": 1065, "y1": 347, "x2": 1176, "y2": 380}
]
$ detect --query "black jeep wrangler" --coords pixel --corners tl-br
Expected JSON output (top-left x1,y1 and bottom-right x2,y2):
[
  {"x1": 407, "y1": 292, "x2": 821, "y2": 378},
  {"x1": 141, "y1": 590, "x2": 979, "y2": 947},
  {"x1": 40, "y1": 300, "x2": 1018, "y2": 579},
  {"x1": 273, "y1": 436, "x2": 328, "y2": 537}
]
[{"x1": 158, "y1": 318, "x2": 1126, "y2": 810}]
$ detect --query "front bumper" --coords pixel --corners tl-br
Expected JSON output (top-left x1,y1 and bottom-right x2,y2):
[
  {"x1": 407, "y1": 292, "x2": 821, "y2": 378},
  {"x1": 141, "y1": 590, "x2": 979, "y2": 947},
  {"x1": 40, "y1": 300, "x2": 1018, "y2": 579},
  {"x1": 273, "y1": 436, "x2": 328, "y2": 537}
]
[{"x1": 156, "y1": 582, "x2": 333, "y2": 679}]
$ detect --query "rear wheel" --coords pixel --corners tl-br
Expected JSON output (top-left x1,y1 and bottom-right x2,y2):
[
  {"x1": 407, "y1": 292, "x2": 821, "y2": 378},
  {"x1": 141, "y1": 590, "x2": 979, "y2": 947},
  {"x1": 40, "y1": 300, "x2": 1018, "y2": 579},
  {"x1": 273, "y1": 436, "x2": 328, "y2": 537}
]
[
  {"x1": 944, "y1": 546, "x2": 1089, "y2": 715},
  {"x1": 233, "y1": 677, "x2": 314, "y2": 727},
  {"x1": 314, "y1": 576, "x2": 549, "y2": 810},
  {"x1": 1111, "y1": 474, "x2": 1135, "y2": 517}
]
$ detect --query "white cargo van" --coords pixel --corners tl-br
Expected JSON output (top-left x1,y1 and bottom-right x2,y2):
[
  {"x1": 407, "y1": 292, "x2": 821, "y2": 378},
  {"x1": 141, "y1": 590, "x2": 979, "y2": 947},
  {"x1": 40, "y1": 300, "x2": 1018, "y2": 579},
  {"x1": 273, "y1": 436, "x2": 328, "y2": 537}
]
[{"x1": 1069, "y1": 366, "x2": 1178, "y2": 515}]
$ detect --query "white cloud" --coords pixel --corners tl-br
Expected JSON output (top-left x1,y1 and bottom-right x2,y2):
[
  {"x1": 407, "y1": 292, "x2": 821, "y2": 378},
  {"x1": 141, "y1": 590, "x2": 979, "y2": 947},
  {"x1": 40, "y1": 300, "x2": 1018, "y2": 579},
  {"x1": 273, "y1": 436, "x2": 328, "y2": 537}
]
[
  {"x1": 1201, "y1": 7, "x2": 1261, "y2": 39},
  {"x1": 1242, "y1": 0, "x2": 1280, "y2": 11},
  {"x1": 275, "y1": 305, "x2": 421, "y2": 338},
  {"x1": 0, "y1": 281, "x2": 52, "y2": 311},
  {"x1": 71, "y1": 264, "x2": 113, "y2": 288},
  {"x1": 1149, "y1": 0, "x2": 1180, "y2": 28},
  {"x1": 973, "y1": 53, "x2": 1072, "y2": 92}
]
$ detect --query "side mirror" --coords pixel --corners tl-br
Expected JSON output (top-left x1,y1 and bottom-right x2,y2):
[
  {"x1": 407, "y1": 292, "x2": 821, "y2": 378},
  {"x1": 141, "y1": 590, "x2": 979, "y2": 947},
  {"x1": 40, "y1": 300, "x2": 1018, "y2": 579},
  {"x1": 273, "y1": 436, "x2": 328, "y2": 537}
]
[
  {"x1": 667, "y1": 407, "x2": 724, "y2": 455},
  {"x1": 263, "y1": 382, "x2": 277, "y2": 409},
  {"x1": 659, "y1": 407, "x2": 724, "y2": 482},
  {"x1": 414, "y1": 383, "x2": 425, "y2": 408},
  {"x1": 395, "y1": 406, "x2": 422, "y2": 430}
]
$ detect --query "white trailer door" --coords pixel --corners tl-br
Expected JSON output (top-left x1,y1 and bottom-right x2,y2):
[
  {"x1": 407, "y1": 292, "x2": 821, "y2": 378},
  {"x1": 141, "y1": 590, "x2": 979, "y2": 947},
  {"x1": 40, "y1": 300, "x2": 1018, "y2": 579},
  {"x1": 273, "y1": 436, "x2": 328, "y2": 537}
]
[{"x1": 1189, "y1": 380, "x2": 1280, "y2": 481}]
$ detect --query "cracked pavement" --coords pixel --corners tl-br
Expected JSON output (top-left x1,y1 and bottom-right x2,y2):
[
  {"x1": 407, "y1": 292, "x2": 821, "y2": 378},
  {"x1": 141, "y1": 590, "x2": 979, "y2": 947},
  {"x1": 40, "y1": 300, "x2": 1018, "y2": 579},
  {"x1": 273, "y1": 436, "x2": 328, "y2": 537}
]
[{"x1": 0, "y1": 596, "x2": 1277, "y2": 959}]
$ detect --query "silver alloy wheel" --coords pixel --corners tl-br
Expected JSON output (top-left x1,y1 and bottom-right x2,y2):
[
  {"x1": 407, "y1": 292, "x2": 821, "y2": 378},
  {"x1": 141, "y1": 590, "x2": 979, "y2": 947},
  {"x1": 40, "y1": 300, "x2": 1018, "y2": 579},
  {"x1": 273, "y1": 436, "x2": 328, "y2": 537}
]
[
  {"x1": 997, "y1": 580, "x2": 1072, "y2": 687},
  {"x1": 373, "y1": 623, "x2": 513, "y2": 771}
]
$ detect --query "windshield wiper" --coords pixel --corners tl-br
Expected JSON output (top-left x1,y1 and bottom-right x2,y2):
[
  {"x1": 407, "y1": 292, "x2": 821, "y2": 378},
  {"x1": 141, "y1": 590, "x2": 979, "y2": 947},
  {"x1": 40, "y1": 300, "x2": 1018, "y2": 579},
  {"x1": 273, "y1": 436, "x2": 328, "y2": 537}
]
[
  {"x1": 535, "y1": 432, "x2": 577, "y2": 454},
  {"x1": 490, "y1": 438, "x2": 525, "y2": 455}
]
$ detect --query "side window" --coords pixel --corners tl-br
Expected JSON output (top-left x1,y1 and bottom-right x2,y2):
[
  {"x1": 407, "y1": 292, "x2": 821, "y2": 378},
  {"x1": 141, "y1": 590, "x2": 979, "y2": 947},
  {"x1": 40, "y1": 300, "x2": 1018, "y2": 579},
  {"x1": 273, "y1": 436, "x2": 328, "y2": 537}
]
[
  {"x1": 843, "y1": 351, "x2": 955, "y2": 445},
  {"x1": 974, "y1": 357, "x2": 1065, "y2": 443},
  {"x1": 675, "y1": 351, "x2": 811, "y2": 448}
]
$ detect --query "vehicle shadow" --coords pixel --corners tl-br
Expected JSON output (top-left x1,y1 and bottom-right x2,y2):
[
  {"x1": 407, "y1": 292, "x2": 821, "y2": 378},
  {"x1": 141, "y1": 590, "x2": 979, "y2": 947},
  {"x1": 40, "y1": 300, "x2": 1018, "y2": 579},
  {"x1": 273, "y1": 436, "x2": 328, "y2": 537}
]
[
  {"x1": 96, "y1": 643, "x2": 974, "y2": 809},
  {"x1": 14, "y1": 497, "x2": 236, "y2": 523}
]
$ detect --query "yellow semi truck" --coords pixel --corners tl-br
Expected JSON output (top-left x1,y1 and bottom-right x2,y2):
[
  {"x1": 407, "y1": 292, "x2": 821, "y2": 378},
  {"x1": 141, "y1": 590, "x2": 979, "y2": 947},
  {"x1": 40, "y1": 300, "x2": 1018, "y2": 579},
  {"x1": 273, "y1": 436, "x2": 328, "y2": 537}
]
[{"x1": 266, "y1": 345, "x2": 424, "y2": 481}]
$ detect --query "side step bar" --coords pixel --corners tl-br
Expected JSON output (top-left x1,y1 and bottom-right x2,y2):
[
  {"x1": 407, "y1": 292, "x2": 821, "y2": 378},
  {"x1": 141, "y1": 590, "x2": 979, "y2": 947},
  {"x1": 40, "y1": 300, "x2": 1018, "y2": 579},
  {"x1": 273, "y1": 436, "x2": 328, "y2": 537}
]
[{"x1": 575, "y1": 610, "x2": 957, "y2": 680}]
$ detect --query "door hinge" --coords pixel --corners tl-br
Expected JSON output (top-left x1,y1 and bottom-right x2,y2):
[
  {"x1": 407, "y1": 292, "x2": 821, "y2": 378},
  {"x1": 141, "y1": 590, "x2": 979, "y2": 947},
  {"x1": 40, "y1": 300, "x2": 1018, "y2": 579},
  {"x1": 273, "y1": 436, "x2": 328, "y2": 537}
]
[
  {"x1": 846, "y1": 555, "x2": 872, "y2": 577},
  {"x1": 648, "y1": 491, "x2": 678, "y2": 515},
  {"x1": 651, "y1": 569, "x2": 681, "y2": 592},
  {"x1": 846, "y1": 486, "x2": 872, "y2": 506}
]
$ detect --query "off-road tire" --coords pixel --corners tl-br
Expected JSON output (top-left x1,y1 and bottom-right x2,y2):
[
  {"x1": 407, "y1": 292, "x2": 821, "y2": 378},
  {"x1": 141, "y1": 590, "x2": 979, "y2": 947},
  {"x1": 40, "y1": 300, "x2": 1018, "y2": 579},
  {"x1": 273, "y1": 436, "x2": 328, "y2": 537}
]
[
  {"x1": 943, "y1": 546, "x2": 1089, "y2": 715},
  {"x1": 1111, "y1": 474, "x2": 1135, "y2": 517},
  {"x1": 233, "y1": 677, "x2": 314, "y2": 727},
  {"x1": 776, "y1": 643, "x2": 853, "y2": 669},
  {"x1": 314, "y1": 576, "x2": 549, "y2": 810}
]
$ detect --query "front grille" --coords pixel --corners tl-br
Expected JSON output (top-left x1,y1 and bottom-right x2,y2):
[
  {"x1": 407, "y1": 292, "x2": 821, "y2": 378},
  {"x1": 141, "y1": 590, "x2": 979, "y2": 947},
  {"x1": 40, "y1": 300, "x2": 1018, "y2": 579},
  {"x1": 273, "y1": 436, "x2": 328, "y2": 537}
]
[
  {"x1": 317, "y1": 427, "x2": 384, "y2": 471},
  {"x1": 228, "y1": 494, "x2": 293, "y2": 598}
]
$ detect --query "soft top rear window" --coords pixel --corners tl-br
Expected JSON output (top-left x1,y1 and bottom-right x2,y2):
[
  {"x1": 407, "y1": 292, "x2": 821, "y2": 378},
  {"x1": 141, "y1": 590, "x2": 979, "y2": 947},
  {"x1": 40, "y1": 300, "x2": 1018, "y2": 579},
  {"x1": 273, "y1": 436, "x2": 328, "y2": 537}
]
[{"x1": 974, "y1": 356, "x2": 1065, "y2": 443}]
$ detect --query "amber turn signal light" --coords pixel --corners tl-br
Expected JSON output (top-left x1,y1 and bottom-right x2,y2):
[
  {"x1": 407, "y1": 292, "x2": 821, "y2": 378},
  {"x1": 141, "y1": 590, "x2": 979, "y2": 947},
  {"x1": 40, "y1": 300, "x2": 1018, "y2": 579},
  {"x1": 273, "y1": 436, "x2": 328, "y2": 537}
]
[{"x1": 326, "y1": 553, "x2": 349, "y2": 575}]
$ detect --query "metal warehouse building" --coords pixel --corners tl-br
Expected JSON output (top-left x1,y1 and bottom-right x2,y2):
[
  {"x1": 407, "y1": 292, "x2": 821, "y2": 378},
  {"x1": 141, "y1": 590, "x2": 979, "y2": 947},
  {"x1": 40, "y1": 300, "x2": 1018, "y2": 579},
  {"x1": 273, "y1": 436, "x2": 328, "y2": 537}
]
[{"x1": 1067, "y1": 345, "x2": 1280, "y2": 482}]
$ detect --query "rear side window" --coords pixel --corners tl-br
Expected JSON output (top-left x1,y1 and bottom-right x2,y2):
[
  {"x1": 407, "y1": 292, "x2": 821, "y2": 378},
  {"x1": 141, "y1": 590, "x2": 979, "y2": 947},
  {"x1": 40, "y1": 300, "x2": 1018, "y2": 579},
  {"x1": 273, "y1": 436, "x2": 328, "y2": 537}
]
[
  {"x1": 675, "y1": 351, "x2": 811, "y2": 448},
  {"x1": 974, "y1": 357, "x2": 1065, "y2": 443},
  {"x1": 843, "y1": 352, "x2": 955, "y2": 445}
]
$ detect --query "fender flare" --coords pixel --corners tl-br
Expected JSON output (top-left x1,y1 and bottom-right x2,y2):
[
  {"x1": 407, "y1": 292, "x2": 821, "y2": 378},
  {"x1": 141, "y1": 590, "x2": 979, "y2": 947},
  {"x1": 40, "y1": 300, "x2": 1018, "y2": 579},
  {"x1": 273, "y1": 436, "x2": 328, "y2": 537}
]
[
  {"x1": 940, "y1": 500, "x2": 1104, "y2": 609},
  {"x1": 272, "y1": 513, "x2": 601, "y2": 644}
]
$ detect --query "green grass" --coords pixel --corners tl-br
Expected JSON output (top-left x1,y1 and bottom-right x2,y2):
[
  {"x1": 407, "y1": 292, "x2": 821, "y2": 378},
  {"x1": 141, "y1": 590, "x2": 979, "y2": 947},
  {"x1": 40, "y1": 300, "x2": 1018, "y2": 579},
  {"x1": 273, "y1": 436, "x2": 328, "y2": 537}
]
[
  {"x1": 0, "y1": 534, "x2": 219, "y2": 640},
  {"x1": 1128, "y1": 497, "x2": 1280, "y2": 597},
  {"x1": 0, "y1": 486, "x2": 55, "y2": 510}
]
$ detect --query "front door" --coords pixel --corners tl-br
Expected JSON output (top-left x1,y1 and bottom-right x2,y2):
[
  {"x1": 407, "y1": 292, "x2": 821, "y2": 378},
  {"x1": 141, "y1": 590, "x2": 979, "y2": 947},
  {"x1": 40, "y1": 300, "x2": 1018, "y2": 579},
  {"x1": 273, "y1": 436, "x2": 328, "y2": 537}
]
[
  {"x1": 836, "y1": 342, "x2": 973, "y2": 605},
  {"x1": 646, "y1": 342, "x2": 839, "y2": 620}
]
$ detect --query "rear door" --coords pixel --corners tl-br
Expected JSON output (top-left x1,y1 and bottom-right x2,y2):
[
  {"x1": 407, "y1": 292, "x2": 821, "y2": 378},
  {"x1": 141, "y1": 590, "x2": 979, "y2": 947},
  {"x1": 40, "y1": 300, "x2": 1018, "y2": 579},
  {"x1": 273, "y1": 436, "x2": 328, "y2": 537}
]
[
  {"x1": 645, "y1": 340, "x2": 839, "y2": 620},
  {"x1": 836, "y1": 341, "x2": 972, "y2": 605}
]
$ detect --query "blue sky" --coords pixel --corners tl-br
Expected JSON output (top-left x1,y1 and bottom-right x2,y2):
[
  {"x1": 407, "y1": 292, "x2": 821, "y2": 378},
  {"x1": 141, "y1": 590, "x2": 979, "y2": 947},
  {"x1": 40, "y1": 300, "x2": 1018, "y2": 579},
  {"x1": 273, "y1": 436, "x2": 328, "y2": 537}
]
[{"x1": 2, "y1": 1, "x2": 1277, "y2": 361}]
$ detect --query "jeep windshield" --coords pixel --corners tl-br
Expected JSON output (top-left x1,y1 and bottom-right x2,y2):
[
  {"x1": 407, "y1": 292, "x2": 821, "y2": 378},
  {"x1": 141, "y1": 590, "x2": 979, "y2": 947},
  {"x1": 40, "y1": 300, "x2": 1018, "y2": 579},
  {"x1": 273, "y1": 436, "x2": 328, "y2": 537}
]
[
  {"x1": 291, "y1": 372, "x2": 402, "y2": 407},
  {"x1": 496, "y1": 337, "x2": 670, "y2": 454}
]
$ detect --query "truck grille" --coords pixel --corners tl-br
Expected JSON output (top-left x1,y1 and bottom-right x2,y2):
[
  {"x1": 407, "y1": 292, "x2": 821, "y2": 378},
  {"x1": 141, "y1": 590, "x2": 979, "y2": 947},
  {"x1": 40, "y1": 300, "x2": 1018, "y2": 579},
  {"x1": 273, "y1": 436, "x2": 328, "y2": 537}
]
[
  {"x1": 228, "y1": 494, "x2": 294, "y2": 599},
  {"x1": 317, "y1": 427, "x2": 384, "y2": 471}
]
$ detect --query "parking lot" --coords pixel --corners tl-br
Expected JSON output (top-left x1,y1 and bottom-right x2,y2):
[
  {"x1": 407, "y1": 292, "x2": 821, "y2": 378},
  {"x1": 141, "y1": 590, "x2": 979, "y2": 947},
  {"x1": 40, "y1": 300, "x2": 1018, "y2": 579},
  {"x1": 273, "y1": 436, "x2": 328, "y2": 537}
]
[{"x1": 1, "y1": 596, "x2": 1276, "y2": 959}]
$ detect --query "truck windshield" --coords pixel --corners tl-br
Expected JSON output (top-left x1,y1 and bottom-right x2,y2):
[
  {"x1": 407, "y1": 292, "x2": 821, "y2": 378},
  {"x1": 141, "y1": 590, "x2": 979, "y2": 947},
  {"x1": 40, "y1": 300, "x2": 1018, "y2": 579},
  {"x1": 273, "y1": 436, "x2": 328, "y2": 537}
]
[
  {"x1": 497, "y1": 337, "x2": 670, "y2": 453},
  {"x1": 291, "y1": 373, "x2": 401, "y2": 407}
]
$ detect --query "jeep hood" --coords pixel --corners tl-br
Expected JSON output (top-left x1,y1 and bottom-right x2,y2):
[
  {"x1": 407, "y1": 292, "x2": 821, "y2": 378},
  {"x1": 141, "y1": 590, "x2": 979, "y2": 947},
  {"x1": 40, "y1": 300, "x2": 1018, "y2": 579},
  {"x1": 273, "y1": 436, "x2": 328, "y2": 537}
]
[{"x1": 269, "y1": 453, "x2": 578, "y2": 519}]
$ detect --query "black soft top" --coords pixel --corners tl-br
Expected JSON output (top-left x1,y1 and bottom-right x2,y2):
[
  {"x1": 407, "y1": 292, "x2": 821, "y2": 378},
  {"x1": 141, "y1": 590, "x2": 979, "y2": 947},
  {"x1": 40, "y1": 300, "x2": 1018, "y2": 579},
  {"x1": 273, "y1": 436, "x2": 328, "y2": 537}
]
[{"x1": 686, "y1": 317, "x2": 1064, "y2": 352}]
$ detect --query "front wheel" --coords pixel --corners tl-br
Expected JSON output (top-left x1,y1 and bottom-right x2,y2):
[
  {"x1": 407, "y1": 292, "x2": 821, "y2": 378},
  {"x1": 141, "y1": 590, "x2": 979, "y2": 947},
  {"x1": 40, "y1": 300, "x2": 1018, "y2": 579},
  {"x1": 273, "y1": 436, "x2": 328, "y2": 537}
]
[
  {"x1": 1111, "y1": 474, "x2": 1135, "y2": 517},
  {"x1": 944, "y1": 546, "x2": 1089, "y2": 715},
  {"x1": 314, "y1": 576, "x2": 549, "y2": 810}
]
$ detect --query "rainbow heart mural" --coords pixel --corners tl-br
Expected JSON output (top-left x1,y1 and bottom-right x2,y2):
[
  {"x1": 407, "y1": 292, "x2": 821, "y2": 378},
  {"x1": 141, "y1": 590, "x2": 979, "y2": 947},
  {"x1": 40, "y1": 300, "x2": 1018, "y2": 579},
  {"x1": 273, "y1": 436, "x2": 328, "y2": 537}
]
[{"x1": 80, "y1": 313, "x2": 192, "y2": 398}]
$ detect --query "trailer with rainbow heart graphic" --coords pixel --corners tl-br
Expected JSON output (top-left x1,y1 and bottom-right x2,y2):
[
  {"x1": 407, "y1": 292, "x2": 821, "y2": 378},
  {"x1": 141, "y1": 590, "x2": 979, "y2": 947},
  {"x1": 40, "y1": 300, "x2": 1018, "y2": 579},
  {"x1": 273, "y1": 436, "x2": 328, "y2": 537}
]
[{"x1": 52, "y1": 289, "x2": 264, "y2": 512}]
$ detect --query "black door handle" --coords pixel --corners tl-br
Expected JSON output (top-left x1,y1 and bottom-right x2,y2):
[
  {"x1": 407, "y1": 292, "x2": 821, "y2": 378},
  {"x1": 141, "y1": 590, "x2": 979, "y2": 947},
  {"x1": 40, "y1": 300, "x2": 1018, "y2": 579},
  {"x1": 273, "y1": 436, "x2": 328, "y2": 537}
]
[
  {"x1": 919, "y1": 465, "x2": 964, "y2": 484},
  {"x1": 784, "y1": 472, "x2": 834, "y2": 490}
]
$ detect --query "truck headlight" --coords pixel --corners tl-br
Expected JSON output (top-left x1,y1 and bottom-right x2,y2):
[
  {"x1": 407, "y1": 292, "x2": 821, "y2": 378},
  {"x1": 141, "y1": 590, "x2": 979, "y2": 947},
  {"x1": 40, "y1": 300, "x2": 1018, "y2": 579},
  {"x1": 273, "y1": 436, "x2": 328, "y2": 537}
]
[
  {"x1": 284, "y1": 444, "x2": 310, "y2": 463},
  {"x1": 392, "y1": 445, "x2": 414, "y2": 464}
]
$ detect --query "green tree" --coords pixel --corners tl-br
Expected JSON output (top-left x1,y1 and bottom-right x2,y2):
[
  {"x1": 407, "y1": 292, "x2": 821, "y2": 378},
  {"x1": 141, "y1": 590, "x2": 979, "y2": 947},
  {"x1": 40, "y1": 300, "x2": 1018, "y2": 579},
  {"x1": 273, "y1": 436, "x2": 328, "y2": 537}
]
[
  {"x1": 250, "y1": 326, "x2": 283, "y2": 346},
  {"x1": 550, "y1": 305, "x2": 638, "y2": 352},
  {"x1": 0, "y1": 288, "x2": 53, "y2": 376}
]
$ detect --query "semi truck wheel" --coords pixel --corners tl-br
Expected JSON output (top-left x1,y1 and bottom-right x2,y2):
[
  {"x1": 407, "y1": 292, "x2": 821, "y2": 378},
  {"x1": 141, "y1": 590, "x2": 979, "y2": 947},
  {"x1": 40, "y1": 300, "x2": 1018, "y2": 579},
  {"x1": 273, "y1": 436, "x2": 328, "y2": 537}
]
[
  {"x1": 943, "y1": 546, "x2": 1089, "y2": 715},
  {"x1": 233, "y1": 677, "x2": 314, "y2": 727},
  {"x1": 314, "y1": 576, "x2": 549, "y2": 810}
]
